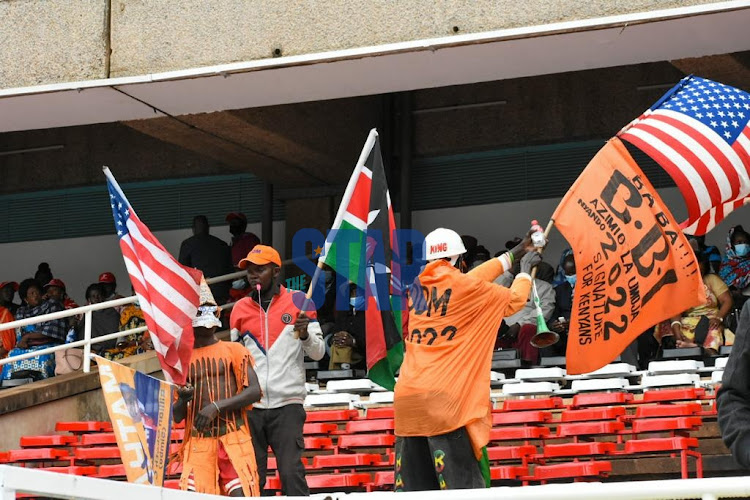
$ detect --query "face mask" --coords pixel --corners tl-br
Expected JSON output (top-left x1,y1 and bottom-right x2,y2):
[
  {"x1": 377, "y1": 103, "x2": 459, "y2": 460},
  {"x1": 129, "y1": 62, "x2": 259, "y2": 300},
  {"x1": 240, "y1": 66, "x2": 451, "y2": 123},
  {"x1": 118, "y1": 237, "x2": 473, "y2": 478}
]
[
  {"x1": 324, "y1": 270, "x2": 334, "y2": 285},
  {"x1": 735, "y1": 243, "x2": 750, "y2": 257},
  {"x1": 565, "y1": 274, "x2": 577, "y2": 287},
  {"x1": 350, "y1": 296, "x2": 365, "y2": 310}
]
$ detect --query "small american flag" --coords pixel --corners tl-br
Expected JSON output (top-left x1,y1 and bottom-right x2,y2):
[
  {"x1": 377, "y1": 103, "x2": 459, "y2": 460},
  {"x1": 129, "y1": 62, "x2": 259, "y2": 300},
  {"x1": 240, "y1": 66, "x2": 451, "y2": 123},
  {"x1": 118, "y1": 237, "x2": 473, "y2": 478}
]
[
  {"x1": 104, "y1": 168, "x2": 202, "y2": 384},
  {"x1": 619, "y1": 76, "x2": 750, "y2": 235}
]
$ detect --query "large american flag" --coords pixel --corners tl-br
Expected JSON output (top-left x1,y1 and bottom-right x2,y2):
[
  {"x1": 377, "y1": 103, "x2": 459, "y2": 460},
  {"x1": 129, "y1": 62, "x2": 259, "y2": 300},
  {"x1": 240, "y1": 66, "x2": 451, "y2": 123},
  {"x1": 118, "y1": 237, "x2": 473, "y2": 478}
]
[
  {"x1": 619, "y1": 76, "x2": 750, "y2": 235},
  {"x1": 104, "y1": 168, "x2": 202, "y2": 384}
]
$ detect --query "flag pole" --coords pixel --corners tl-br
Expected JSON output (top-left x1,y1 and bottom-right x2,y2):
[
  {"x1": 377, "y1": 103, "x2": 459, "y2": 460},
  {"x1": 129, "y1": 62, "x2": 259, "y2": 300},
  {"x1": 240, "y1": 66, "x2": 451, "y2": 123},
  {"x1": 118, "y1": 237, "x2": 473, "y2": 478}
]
[
  {"x1": 530, "y1": 219, "x2": 555, "y2": 281},
  {"x1": 294, "y1": 129, "x2": 379, "y2": 336}
]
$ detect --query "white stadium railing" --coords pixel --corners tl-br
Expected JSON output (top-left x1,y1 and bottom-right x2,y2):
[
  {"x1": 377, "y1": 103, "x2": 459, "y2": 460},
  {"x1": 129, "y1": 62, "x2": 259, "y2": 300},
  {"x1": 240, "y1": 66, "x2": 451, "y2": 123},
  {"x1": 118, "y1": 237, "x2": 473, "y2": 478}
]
[
  {"x1": 0, "y1": 269, "x2": 247, "y2": 373},
  {"x1": 1, "y1": 466, "x2": 750, "y2": 500}
]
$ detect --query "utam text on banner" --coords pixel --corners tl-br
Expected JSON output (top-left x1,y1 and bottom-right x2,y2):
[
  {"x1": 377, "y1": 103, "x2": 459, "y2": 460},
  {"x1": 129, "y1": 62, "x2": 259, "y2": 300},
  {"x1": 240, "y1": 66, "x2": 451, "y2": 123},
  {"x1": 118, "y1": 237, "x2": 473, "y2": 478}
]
[{"x1": 552, "y1": 138, "x2": 706, "y2": 374}]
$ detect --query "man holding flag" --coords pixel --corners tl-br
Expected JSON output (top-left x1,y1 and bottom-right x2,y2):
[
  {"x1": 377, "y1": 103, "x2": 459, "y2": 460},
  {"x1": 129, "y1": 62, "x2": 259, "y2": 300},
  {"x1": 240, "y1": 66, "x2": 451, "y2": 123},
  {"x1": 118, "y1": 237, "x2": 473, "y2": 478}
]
[
  {"x1": 230, "y1": 245, "x2": 324, "y2": 496},
  {"x1": 393, "y1": 227, "x2": 540, "y2": 491}
]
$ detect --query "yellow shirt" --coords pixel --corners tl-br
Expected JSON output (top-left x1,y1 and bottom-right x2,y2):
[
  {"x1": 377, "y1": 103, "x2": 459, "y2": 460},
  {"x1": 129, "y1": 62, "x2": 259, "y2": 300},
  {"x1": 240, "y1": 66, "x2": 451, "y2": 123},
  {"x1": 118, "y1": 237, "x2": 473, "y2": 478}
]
[{"x1": 394, "y1": 258, "x2": 531, "y2": 458}]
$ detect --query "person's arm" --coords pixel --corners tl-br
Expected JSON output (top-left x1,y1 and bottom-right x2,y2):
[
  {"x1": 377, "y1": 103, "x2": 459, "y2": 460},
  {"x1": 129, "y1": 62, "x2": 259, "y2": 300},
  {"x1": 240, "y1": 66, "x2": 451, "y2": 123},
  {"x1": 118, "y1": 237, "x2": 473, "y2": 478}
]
[
  {"x1": 16, "y1": 332, "x2": 51, "y2": 349},
  {"x1": 469, "y1": 231, "x2": 534, "y2": 282},
  {"x1": 193, "y1": 362, "x2": 262, "y2": 431},
  {"x1": 709, "y1": 274, "x2": 733, "y2": 332},
  {"x1": 173, "y1": 384, "x2": 194, "y2": 424},
  {"x1": 718, "y1": 301, "x2": 750, "y2": 469}
]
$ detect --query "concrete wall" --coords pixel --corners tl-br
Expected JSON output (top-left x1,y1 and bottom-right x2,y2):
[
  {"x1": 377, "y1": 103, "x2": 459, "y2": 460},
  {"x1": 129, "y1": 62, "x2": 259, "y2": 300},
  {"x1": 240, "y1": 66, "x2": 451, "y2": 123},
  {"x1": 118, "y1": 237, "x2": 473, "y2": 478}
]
[
  {"x1": 0, "y1": 0, "x2": 720, "y2": 90},
  {"x1": 0, "y1": 221, "x2": 285, "y2": 305}
]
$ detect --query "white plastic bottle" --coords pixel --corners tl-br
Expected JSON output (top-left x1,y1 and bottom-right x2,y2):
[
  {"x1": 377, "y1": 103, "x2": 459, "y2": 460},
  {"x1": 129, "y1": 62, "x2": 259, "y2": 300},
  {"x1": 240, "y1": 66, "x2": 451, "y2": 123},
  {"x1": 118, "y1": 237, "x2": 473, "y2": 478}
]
[{"x1": 531, "y1": 220, "x2": 546, "y2": 248}]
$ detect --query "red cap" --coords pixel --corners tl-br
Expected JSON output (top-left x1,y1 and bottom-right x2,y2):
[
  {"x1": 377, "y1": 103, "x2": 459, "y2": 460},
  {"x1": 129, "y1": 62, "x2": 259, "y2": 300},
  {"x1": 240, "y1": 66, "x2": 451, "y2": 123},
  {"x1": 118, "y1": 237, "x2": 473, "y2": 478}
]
[
  {"x1": 225, "y1": 212, "x2": 247, "y2": 223},
  {"x1": 238, "y1": 245, "x2": 282, "y2": 268},
  {"x1": 44, "y1": 279, "x2": 66, "y2": 290},
  {"x1": 98, "y1": 272, "x2": 116, "y2": 284},
  {"x1": 0, "y1": 281, "x2": 19, "y2": 291}
]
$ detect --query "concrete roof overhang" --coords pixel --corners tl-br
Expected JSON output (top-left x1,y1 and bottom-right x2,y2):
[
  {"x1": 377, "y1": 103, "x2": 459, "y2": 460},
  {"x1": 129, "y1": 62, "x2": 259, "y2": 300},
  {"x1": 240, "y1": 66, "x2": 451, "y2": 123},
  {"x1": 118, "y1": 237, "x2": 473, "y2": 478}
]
[{"x1": 1, "y1": 1, "x2": 749, "y2": 134}]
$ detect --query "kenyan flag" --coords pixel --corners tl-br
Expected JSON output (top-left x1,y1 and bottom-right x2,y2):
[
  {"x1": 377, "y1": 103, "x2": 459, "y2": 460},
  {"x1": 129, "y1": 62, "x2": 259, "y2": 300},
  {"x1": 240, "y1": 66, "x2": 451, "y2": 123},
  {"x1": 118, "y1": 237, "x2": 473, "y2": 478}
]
[{"x1": 321, "y1": 129, "x2": 405, "y2": 391}]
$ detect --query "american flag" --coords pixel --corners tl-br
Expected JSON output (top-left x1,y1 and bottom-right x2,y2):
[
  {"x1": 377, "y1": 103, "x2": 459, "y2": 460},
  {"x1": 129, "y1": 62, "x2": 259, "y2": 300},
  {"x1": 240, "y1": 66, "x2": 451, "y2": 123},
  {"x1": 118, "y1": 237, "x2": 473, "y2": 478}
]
[
  {"x1": 104, "y1": 168, "x2": 202, "y2": 385},
  {"x1": 619, "y1": 76, "x2": 750, "y2": 235}
]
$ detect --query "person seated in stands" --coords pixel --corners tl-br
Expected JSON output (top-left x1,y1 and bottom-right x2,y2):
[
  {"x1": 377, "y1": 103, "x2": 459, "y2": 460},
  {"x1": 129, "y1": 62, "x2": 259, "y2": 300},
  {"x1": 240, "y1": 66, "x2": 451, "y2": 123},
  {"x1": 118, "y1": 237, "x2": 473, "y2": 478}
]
[
  {"x1": 688, "y1": 234, "x2": 722, "y2": 273},
  {"x1": 104, "y1": 289, "x2": 152, "y2": 360},
  {"x1": 1, "y1": 279, "x2": 67, "y2": 380},
  {"x1": 179, "y1": 215, "x2": 234, "y2": 305},
  {"x1": 547, "y1": 250, "x2": 575, "y2": 357},
  {"x1": 226, "y1": 212, "x2": 260, "y2": 268},
  {"x1": 495, "y1": 261, "x2": 556, "y2": 364},
  {"x1": 468, "y1": 245, "x2": 491, "y2": 270},
  {"x1": 328, "y1": 282, "x2": 367, "y2": 370},
  {"x1": 33, "y1": 263, "x2": 53, "y2": 289},
  {"x1": 657, "y1": 253, "x2": 734, "y2": 356},
  {"x1": 0, "y1": 302, "x2": 14, "y2": 359},
  {"x1": 0, "y1": 281, "x2": 20, "y2": 316},
  {"x1": 315, "y1": 264, "x2": 338, "y2": 328},
  {"x1": 75, "y1": 284, "x2": 121, "y2": 356},
  {"x1": 98, "y1": 272, "x2": 125, "y2": 311},
  {"x1": 720, "y1": 225, "x2": 750, "y2": 312},
  {"x1": 44, "y1": 278, "x2": 80, "y2": 332}
]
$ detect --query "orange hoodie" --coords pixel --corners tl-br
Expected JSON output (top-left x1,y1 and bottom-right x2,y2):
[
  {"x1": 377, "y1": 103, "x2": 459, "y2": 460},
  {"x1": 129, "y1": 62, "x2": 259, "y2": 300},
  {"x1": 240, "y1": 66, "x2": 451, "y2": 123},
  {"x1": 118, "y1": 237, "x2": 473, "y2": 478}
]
[{"x1": 394, "y1": 257, "x2": 531, "y2": 458}]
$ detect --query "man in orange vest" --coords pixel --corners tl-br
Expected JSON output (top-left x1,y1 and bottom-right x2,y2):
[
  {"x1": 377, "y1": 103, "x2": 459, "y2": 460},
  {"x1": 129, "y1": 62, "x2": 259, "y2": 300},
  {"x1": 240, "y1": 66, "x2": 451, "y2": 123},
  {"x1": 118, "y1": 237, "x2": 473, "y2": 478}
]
[{"x1": 394, "y1": 227, "x2": 540, "y2": 491}]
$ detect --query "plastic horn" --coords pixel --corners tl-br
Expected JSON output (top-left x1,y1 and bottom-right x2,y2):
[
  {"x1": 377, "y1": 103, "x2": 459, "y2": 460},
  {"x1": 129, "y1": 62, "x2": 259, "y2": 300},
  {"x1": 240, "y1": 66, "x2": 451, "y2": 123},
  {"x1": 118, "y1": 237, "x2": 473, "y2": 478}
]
[{"x1": 529, "y1": 280, "x2": 559, "y2": 349}]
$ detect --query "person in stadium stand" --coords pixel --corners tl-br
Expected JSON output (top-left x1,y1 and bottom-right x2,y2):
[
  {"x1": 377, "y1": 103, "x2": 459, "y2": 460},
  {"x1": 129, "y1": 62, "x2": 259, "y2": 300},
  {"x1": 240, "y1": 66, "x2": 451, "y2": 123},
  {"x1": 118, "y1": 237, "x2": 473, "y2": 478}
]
[
  {"x1": 179, "y1": 215, "x2": 233, "y2": 305},
  {"x1": 230, "y1": 245, "x2": 325, "y2": 496},
  {"x1": 43, "y1": 278, "x2": 81, "y2": 333},
  {"x1": 174, "y1": 279, "x2": 261, "y2": 496},
  {"x1": 226, "y1": 212, "x2": 260, "y2": 268},
  {"x1": 718, "y1": 299, "x2": 750, "y2": 469},
  {"x1": 33, "y1": 263, "x2": 53, "y2": 289},
  {"x1": 719, "y1": 225, "x2": 750, "y2": 310},
  {"x1": 547, "y1": 251, "x2": 576, "y2": 356},
  {"x1": 393, "y1": 227, "x2": 540, "y2": 491},
  {"x1": 0, "y1": 302, "x2": 15, "y2": 359},
  {"x1": 1, "y1": 279, "x2": 67, "y2": 380},
  {"x1": 0, "y1": 281, "x2": 20, "y2": 316},
  {"x1": 74, "y1": 283, "x2": 121, "y2": 355}
]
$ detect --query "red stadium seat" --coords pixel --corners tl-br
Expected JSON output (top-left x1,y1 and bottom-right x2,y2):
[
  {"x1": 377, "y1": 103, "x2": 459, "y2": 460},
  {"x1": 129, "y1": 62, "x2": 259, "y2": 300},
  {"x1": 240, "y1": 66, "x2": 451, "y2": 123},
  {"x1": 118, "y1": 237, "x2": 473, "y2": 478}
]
[
  {"x1": 39, "y1": 466, "x2": 98, "y2": 475},
  {"x1": 560, "y1": 407, "x2": 625, "y2": 422},
  {"x1": 0, "y1": 452, "x2": 9, "y2": 463},
  {"x1": 634, "y1": 403, "x2": 701, "y2": 418},
  {"x1": 304, "y1": 437, "x2": 334, "y2": 450},
  {"x1": 268, "y1": 473, "x2": 371, "y2": 490},
  {"x1": 96, "y1": 464, "x2": 126, "y2": 478},
  {"x1": 55, "y1": 422, "x2": 112, "y2": 433},
  {"x1": 305, "y1": 410, "x2": 359, "y2": 423},
  {"x1": 487, "y1": 445, "x2": 537, "y2": 461},
  {"x1": 79, "y1": 433, "x2": 117, "y2": 446},
  {"x1": 543, "y1": 442, "x2": 616, "y2": 458},
  {"x1": 571, "y1": 392, "x2": 633, "y2": 408},
  {"x1": 73, "y1": 446, "x2": 121, "y2": 460},
  {"x1": 623, "y1": 437, "x2": 702, "y2": 479},
  {"x1": 366, "y1": 407, "x2": 394, "y2": 420},
  {"x1": 345, "y1": 419, "x2": 394, "y2": 433},
  {"x1": 491, "y1": 465, "x2": 528, "y2": 480},
  {"x1": 8, "y1": 448, "x2": 70, "y2": 461},
  {"x1": 492, "y1": 411, "x2": 552, "y2": 425},
  {"x1": 338, "y1": 434, "x2": 396, "y2": 449},
  {"x1": 530, "y1": 461, "x2": 611, "y2": 481},
  {"x1": 556, "y1": 421, "x2": 624, "y2": 437},
  {"x1": 312, "y1": 453, "x2": 380, "y2": 469},
  {"x1": 630, "y1": 417, "x2": 702, "y2": 434},
  {"x1": 371, "y1": 470, "x2": 394, "y2": 488},
  {"x1": 20, "y1": 435, "x2": 78, "y2": 447},
  {"x1": 641, "y1": 388, "x2": 705, "y2": 403},
  {"x1": 489, "y1": 427, "x2": 550, "y2": 441},
  {"x1": 303, "y1": 423, "x2": 338, "y2": 435},
  {"x1": 501, "y1": 397, "x2": 564, "y2": 412}
]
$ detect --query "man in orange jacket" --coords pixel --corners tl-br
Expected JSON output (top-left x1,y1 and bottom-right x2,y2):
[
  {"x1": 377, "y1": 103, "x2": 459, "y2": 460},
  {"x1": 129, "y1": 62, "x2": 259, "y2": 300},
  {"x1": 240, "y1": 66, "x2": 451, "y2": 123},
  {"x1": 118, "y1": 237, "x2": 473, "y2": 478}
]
[{"x1": 394, "y1": 227, "x2": 540, "y2": 491}]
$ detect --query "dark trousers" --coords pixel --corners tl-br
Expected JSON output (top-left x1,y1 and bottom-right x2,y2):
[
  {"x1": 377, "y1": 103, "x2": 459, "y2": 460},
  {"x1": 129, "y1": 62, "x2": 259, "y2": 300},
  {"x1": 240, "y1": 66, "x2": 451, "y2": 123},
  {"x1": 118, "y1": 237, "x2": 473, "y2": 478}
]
[
  {"x1": 394, "y1": 427, "x2": 485, "y2": 491},
  {"x1": 248, "y1": 404, "x2": 309, "y2": 496}
]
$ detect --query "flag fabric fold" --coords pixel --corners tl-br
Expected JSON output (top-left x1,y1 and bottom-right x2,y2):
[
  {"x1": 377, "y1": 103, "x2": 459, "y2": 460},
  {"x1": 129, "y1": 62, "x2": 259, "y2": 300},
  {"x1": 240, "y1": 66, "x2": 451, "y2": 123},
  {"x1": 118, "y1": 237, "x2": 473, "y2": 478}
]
[
  {"x1": 104, "y1": 168, "x2": 202, "y2": 385},
  {"x1": 552, "y1": 138, "x2": 705, "y2": 374},
  {"x1": 96, "y1": 356, "x2": 173, "y2": 486},
  {"x1": 619, "y1": 75, "x2": 750, "y2": 235},
  {"x1": 320, "y1": 129, "x2": 405, "y2": 390}
]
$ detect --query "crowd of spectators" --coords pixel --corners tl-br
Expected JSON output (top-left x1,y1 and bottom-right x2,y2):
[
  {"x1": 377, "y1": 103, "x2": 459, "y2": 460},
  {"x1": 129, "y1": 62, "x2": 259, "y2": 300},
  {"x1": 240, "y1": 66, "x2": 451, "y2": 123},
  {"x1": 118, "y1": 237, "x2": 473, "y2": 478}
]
[
  {"x1": 1, "y1": 216, "x2": 748, "y2": 382},
  {"x1": 0, "y1": 212, "x2": 260, "y2": 383}
]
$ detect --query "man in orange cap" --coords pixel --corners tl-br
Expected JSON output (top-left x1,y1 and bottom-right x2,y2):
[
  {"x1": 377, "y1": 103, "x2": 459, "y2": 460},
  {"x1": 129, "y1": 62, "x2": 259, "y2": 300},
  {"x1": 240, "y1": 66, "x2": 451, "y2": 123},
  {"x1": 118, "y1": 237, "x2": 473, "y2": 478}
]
[
  {"x1": 230, "y1": 245, "x2": 324, "y2": 496},
  {"x1": 226, "y1": 212, "x2": 260, "y2": 268}
]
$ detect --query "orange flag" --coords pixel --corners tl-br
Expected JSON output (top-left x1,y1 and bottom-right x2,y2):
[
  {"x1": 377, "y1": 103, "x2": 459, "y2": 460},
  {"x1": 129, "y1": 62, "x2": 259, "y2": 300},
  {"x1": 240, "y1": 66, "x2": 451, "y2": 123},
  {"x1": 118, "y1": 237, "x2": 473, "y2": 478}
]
[{"x1": 553, "y1": 137, "x2": 706, "y2": 374}]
